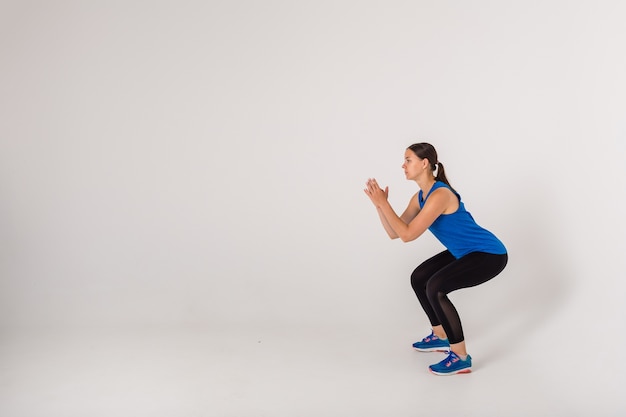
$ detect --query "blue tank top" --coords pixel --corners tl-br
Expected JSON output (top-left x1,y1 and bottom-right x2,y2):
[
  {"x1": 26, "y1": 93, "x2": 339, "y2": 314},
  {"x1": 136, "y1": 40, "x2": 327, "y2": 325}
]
[{"x1": 419, "y1": 181, "x2": 507, "y2": 259}]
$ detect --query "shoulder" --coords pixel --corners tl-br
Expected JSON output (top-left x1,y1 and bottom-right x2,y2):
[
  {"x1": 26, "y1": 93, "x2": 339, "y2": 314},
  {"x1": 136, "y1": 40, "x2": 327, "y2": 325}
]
[
  {"x1": 429, "y1": 184, "x2": 460, "y2": 214},
  {"x1": 433, "y1": 182, "x2": 460, "y2": 198},
  {"x1": 429, "y1": 186, "x2": 455, "y2": 201}
]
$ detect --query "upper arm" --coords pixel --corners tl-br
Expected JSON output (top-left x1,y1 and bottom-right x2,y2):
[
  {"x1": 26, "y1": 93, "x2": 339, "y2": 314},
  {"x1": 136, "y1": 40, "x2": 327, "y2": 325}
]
[{"x1": 402, "y1": 188, "x2": 456, "y2": 242}]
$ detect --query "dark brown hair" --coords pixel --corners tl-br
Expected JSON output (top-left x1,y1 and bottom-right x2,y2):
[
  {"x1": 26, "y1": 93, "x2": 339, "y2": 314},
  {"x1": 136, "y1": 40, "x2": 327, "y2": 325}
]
[{"x1": 407, "y1": 143, "x2": 455, "y2": 192}]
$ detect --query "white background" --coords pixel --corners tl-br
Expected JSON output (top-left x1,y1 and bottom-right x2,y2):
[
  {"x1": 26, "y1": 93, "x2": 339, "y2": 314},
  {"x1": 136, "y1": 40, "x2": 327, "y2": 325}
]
[{"x1": 1, "y1": 1, "x2": 625, "y2": 416}]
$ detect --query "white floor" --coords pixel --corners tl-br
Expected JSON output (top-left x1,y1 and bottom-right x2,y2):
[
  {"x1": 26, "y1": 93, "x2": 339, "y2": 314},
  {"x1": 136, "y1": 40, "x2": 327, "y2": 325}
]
[{"x1": 1, "y1": 323, "x2": 623, "y2": 417}]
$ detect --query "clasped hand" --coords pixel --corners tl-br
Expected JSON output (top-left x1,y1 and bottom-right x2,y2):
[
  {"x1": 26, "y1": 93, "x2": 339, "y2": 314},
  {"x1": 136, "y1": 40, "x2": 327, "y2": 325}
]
[{"x1": 364, "y1": 178, "x2": 388, "y2": 207}]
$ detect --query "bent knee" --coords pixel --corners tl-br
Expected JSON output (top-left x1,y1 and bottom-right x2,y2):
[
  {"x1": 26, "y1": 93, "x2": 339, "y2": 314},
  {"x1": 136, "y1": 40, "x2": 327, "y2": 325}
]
[
  {"x1": 410, "y1": 271, "x2": 430, "y2": 290},
  {"x1": 425, "y1": 281, "x2": 446, "y2": 302}
]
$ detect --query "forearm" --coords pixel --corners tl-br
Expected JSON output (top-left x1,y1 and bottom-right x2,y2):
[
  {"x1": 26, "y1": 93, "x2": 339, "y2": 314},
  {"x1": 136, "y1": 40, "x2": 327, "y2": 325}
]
[
  {"x1": 378, "y1": 201, "x2": 412, "y2": 242},
  {"x1": 377, "y1": 207, "x2": 399, "y2": 239}
]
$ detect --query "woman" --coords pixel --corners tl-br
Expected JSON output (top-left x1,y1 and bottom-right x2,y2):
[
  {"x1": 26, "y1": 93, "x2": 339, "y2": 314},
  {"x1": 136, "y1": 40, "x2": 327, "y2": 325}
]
[{"x1": 364, "y1": 143, "x2": 507, "y2": 375}]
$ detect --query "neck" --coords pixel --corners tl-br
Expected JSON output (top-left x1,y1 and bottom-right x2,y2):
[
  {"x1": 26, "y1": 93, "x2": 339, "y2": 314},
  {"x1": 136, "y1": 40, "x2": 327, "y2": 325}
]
[{"x1": 417, "y1": 176, "x2": 437, "y2": 196}]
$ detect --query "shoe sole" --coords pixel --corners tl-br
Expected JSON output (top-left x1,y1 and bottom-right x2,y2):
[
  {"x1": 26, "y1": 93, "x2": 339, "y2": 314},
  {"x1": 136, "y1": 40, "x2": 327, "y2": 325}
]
[
  {"x1": 429, "y1": 368, "x2": 472, "y2": 376},
  {"x1": 413, "y1": 347, "x2": 450, "y2": 352}
]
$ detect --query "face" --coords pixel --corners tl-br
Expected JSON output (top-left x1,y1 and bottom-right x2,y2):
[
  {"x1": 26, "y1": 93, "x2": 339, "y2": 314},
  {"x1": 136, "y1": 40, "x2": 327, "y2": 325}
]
[{"x1": 402, "y1": 149, "x2": 425, "y2": 180}]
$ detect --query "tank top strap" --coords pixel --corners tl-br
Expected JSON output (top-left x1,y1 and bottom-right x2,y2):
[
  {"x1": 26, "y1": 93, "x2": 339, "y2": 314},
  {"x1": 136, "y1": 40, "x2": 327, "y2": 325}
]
[{"x1": 419, "y1": 181, "x2": 449, "y2": 204}]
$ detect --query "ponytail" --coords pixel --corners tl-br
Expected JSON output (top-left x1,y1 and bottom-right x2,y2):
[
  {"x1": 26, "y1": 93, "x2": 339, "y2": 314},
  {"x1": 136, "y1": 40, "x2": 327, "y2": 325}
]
[
  {"x1": 435, "y1": 162, "x2": 455, "y2": 192},
  {"x1": 408, "y1": 142, "x2": 455, "y2": 192}
]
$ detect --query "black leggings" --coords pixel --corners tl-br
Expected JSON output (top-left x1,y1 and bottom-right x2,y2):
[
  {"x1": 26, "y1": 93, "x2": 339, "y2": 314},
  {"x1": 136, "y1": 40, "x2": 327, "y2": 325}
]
[{"x1": 410, "y1": 251, "x2": 508, "y2": 344}]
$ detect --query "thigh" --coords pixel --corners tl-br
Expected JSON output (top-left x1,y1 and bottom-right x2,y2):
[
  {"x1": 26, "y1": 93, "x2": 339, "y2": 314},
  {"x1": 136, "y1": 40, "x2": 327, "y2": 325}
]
[
  {"x1": 427, "y1": 252, "x2": 508, "y2": 295},
  {"x1": 411, "y1": 250, "x2": 456, "y2": 286}
]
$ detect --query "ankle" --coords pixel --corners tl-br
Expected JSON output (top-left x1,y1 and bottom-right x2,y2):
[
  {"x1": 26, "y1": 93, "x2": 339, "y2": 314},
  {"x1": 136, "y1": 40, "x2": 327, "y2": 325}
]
[{"x1": 432, "y1": 326, "x2": 447, "y2": 340}]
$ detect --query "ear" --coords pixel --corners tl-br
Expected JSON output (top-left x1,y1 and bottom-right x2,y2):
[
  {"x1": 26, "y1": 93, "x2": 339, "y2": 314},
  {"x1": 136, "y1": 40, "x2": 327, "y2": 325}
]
[{"x1": 422, "y1": 158, "x2": 430, "y2": 170}]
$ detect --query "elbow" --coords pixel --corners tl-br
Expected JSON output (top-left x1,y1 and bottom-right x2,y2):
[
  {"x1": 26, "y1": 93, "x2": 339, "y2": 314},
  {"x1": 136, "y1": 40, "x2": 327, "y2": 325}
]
[{"x1": 399, "y1": 231, "x2": 420, "y2": 243}]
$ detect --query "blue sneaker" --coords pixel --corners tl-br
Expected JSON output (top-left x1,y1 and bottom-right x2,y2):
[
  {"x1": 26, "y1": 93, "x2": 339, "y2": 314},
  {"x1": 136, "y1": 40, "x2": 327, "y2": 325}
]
[
  {"x1": 412, "y1": 332, "x2": 450, "y2": 352},
  {"x1": 429, "y1": 351, "x2": 472, "y2": 375}
]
